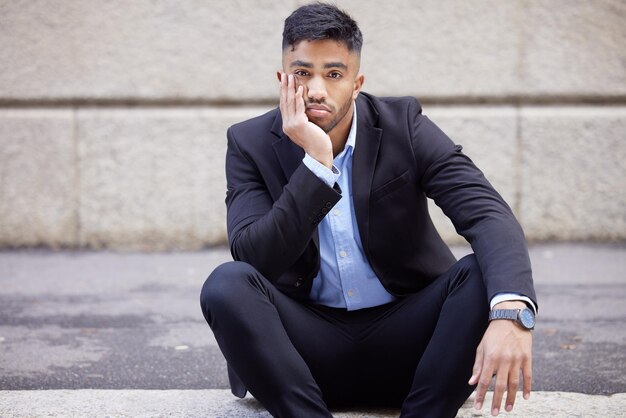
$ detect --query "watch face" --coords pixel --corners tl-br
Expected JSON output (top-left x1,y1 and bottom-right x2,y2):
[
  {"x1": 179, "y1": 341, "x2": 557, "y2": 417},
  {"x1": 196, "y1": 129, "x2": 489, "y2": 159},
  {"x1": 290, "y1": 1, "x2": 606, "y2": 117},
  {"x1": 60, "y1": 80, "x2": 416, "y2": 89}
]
[{"x1": 519, "y1": 309, "x2": 536, "y2": 329}]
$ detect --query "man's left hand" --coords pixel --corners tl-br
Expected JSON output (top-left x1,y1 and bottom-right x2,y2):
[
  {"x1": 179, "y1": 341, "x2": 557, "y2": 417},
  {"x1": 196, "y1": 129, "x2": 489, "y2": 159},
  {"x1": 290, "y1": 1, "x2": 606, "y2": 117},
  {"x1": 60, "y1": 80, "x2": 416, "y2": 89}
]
[{"x1": 468, "y1": 301, "x2": 533, "y2": 416}]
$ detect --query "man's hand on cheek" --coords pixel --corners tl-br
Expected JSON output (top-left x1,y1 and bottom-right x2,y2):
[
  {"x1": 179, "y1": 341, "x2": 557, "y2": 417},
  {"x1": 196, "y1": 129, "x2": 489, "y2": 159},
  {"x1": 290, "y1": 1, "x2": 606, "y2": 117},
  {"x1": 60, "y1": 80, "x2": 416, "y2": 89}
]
[{"x1": 278, "y1": 72, "x2": 333, "y2": 168}]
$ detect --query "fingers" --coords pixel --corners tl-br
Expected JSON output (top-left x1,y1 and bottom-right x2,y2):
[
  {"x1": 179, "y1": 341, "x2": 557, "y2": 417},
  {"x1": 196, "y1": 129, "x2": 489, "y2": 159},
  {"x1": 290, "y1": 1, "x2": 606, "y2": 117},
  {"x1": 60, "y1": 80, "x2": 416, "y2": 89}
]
[
  {"x1": 470, "y1": 347, "x2": 511, "y2": 416},
  {"x1": 473, "y1": 365, "x2": 493, "y2": 411},
  {"x1": 471, "y1": 321, "x2": 533, "y2": 416},
  {"x1": 470, "y1": 343, "x2": 488, "y2": 410},
  {"x1": 504, "y1": 366, "x2": 520, "y2": 412},
  {"x1": 468, "y1": 344, "x2": 483, "y2": 386},
  {"x1": 279, "y1": 73, "x2": 296, "y2": 134},
  {"x1": 279, "y1": 72, "x2": 287, "y2": 116},
  {"x1": 522, "y1": 356, "x2": 533, "y2": 400},
  {"x1": 490, "y1": 367, "x2": 509, "y2": 416},
  {"x1": 279, "y1": 73, "x2": 304, "y2": 120},
  {"x1": 491, "y1": 362, "x2": 525, "y2": 416},
  {"x1": 295, "y1": 84, "x2": 304, "y2": 115},
  {"x1": 286, "y1": 74, "x2": 295, "y2": 116}
]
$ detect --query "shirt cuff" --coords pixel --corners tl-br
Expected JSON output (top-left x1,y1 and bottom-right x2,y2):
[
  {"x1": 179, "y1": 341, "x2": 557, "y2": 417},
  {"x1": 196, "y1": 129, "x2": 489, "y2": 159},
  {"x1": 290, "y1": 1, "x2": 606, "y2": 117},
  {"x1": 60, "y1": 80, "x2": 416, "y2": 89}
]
[
  {"x1": 302, "y1": 153, "x2": 340, "y2": 187},
  {"x1": 490, "y1": 293, "x2": 537, "y2": 315}
]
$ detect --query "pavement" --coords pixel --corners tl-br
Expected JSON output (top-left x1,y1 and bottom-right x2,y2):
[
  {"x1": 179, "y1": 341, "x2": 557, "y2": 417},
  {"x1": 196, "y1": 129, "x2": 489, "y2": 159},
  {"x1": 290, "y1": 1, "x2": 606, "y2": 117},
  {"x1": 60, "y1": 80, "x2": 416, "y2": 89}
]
[{"x1": 0, "y1": 243, "x2": 624, "y2": 417}]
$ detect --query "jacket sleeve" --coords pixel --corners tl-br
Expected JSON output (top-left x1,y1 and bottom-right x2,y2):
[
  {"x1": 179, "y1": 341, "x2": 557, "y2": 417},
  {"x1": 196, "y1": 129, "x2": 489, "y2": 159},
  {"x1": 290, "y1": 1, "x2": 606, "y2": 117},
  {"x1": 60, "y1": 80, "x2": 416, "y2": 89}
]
[
  {"x1": 407, "y1": 99, "x2": 538, "y2": 308},
  {"x1": 224, "y1": 127, "x2": 342, "y2": 282}
]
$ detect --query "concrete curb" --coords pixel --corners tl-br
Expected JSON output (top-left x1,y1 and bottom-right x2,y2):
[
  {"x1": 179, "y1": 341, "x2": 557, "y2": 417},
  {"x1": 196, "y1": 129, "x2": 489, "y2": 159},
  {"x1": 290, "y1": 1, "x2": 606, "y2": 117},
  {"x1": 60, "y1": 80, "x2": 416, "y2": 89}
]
[{"x1": 0, "y1": 390, "x2": 624, "y2": 417}]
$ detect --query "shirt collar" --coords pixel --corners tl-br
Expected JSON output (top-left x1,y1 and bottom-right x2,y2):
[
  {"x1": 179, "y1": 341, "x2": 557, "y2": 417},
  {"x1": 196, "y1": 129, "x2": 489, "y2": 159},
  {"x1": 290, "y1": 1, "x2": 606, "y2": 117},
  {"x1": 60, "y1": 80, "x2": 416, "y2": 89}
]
[
  {"x1": 335, "y1": 102, "x2": 357, "y2": 159},
  {"x1": 346, "y1": 102, "x2": 357, "y2": 150}
]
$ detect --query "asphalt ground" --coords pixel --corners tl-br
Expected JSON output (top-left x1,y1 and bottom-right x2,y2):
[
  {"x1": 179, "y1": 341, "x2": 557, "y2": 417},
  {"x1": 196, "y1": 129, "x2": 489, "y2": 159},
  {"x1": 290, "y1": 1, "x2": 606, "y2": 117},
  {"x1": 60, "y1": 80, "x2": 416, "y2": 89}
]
[{"x1": 0, "y1": 244, "x2": 624, "y2": 396}]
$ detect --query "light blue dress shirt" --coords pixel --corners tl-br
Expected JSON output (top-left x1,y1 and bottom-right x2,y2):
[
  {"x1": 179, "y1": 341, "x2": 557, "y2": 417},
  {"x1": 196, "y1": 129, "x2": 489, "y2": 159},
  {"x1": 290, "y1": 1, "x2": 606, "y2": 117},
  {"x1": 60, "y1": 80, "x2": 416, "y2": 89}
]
[
  {"x1": 303, "y1": 106, "x2": 397, "y2": 310},
  {"x1": 302, "y1": 104, "x2": 536, "y2": 313}
]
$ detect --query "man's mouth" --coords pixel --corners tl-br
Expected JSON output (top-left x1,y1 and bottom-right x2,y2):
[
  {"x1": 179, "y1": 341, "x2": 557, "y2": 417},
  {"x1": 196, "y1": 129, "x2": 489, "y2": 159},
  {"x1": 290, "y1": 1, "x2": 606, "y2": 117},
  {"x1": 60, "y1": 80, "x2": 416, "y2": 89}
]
[{"x1": 306, "y1": 104, "x2": 332, "y2": 118}]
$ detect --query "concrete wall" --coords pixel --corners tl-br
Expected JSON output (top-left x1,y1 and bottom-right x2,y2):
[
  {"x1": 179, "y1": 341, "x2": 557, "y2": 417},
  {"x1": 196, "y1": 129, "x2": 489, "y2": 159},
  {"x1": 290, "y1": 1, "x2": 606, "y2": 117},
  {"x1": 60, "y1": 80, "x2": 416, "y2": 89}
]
[{"x1": 1, "y1": 0, "x2": 624, "y2": 250}]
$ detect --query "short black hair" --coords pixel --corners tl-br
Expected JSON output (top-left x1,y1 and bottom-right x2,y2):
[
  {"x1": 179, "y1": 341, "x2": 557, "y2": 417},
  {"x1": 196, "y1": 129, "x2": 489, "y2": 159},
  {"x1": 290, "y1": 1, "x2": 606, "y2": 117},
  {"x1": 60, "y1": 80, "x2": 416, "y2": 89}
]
[{"x1": 282, "y1": 2, "x2": 363, "y2": 54}]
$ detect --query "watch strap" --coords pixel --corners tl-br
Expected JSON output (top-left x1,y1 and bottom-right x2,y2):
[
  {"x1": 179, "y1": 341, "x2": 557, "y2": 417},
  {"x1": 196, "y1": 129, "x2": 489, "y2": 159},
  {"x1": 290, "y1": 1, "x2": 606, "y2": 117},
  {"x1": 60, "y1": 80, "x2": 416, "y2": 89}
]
[{"x1": 488, "y1": 309, "x2": 519, "y2": 321}]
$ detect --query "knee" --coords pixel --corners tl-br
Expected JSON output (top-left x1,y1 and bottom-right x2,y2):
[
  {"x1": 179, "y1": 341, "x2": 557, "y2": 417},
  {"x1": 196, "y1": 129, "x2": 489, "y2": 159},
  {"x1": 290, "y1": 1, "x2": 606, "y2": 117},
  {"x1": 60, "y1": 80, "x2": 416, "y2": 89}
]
[
  {"x1": 457, "y1": 254, "x2": 481, "y2": 278},
  {"x1": 450, "y1": 254, "x2": 486, "y2": 296},
  {"x1": 200, "y1": 261, "x2": 258, "y2": 321},
  {"x1": 450, "y1": 254, "x2": 489, "y2": 324}
]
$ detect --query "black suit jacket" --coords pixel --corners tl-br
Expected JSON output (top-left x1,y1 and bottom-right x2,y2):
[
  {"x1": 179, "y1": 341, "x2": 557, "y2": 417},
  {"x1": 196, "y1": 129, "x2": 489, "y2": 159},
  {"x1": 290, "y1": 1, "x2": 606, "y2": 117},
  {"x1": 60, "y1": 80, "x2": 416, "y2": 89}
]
[{"x1": 223, "y1": 92, "x2": 537, "y2": 396}]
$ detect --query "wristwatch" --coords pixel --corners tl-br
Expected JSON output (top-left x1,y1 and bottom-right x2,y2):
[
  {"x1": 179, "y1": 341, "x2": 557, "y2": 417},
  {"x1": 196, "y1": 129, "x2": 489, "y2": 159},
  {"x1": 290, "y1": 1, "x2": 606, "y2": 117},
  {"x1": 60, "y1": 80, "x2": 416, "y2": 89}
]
[{"x1": 488, "y1": 308, "x2": 536, "y2": 330}]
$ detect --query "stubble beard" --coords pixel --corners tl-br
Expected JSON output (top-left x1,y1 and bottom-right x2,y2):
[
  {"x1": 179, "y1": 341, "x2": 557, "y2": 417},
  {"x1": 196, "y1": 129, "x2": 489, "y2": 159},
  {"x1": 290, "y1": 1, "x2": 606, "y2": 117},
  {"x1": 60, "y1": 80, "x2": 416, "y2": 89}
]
[{"x1": 308, "y1": 96, "x2": 353, "y2": 134}]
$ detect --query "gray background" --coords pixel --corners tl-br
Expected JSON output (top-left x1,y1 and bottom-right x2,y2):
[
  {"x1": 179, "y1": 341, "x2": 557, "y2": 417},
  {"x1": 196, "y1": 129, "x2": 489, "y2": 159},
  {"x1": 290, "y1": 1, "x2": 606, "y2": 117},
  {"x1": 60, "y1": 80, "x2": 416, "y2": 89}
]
[{"x1": 1, "y1": 0, "x2": 625, "y2": 250}]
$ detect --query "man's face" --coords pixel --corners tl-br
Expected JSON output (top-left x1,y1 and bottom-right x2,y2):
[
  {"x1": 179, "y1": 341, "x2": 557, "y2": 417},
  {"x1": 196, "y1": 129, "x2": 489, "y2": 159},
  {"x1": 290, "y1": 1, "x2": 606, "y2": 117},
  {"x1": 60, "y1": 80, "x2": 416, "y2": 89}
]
[{"x1": 281, "y1": 39, "x2": 364, "y2": 134}]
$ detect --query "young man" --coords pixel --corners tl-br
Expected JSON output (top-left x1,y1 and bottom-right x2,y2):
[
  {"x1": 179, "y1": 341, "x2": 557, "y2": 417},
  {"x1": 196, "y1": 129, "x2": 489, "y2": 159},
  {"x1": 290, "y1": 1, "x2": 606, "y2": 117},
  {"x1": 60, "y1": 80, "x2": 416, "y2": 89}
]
[{"x1": 201, "y1": 3, "x2": 537, "y2": 417}]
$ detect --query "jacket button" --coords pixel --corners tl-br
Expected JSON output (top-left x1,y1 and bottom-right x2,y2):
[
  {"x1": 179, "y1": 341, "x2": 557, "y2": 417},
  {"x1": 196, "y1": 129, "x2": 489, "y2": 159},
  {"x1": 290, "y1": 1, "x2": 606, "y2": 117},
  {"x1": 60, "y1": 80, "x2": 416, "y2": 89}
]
[
  {"x1": 295, "y1": 278, "x2": 303, "y2": 287},
  {"x1": 325, "y1": 202, "x2": 332, "y2": 208},
  {"x1": 321, "y1": 207, "x2": 328, "y2": 214}
]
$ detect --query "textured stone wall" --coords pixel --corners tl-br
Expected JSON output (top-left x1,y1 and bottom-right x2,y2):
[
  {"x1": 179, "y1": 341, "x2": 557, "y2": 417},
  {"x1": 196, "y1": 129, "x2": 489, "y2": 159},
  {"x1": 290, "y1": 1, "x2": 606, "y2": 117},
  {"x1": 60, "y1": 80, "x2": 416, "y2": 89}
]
[{"x1": 1, "y1": 0, "x2": 624, "y2": 250}]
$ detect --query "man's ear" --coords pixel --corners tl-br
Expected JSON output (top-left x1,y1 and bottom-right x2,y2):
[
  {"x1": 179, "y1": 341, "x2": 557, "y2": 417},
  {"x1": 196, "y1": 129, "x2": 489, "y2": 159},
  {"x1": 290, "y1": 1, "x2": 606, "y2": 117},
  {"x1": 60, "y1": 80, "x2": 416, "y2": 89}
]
[
  {"x1": 353, "y1": 73, "x2": 365, "y2": 99},
  {"x1": 276, "y1": 71, "x2": 283, "y2": 82}
]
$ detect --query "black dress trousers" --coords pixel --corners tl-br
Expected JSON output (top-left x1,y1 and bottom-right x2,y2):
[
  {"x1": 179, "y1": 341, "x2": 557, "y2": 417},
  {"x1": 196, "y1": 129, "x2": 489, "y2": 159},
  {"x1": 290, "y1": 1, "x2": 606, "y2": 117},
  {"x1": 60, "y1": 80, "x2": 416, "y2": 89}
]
[{"x1": 200, "y1": 254, "x2": 489, "y2": 418}]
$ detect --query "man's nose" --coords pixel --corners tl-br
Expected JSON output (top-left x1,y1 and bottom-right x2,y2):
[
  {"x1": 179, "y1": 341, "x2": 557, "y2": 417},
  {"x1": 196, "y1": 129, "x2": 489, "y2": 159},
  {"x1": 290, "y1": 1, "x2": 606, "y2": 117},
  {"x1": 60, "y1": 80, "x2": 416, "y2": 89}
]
[{"x1": 305, "y1": 77, "x2": 327, "y2": 102}]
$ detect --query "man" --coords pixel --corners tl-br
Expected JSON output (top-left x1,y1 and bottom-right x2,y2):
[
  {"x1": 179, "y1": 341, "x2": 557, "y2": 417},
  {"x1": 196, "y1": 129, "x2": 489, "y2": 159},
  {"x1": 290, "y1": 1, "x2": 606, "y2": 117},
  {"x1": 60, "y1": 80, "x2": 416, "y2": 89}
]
[{"x1": 200, "y1": 3, "x2": 537, "y2": 417}]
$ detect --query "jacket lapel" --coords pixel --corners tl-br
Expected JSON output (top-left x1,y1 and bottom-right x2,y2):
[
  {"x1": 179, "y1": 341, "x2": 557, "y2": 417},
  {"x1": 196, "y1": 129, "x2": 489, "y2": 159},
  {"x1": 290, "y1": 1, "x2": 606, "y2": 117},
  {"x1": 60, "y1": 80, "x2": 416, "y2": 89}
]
[{"x1": 352, "y1": 95, "x2": 382, "y2": 256}]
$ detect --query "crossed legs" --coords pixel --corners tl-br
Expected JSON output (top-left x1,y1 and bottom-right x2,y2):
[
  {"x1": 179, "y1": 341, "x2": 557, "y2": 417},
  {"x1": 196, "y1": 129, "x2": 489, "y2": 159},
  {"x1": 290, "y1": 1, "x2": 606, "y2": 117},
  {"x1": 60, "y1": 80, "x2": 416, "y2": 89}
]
[{"x1": 200, "y1": 255, "x2": 488, "y2": 418}]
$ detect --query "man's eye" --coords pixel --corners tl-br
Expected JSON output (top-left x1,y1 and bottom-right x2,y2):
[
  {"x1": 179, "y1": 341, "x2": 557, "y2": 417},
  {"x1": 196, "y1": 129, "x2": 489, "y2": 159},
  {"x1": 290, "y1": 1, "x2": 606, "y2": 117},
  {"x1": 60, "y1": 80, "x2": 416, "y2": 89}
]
[
  {"x1": 329, "y1": 72, "x2": 342, "y2": 79},
  {"x1": 294, "y1": 70, "x2": 309, "y2": 76}
]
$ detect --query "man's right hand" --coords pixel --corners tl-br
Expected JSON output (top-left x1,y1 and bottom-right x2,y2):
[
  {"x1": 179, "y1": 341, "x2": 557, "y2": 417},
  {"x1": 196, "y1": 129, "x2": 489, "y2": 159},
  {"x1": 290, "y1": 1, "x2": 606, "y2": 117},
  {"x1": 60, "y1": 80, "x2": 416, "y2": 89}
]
[{"x1": 278, "y1": 72, "x2": 333, "y2": 168}]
